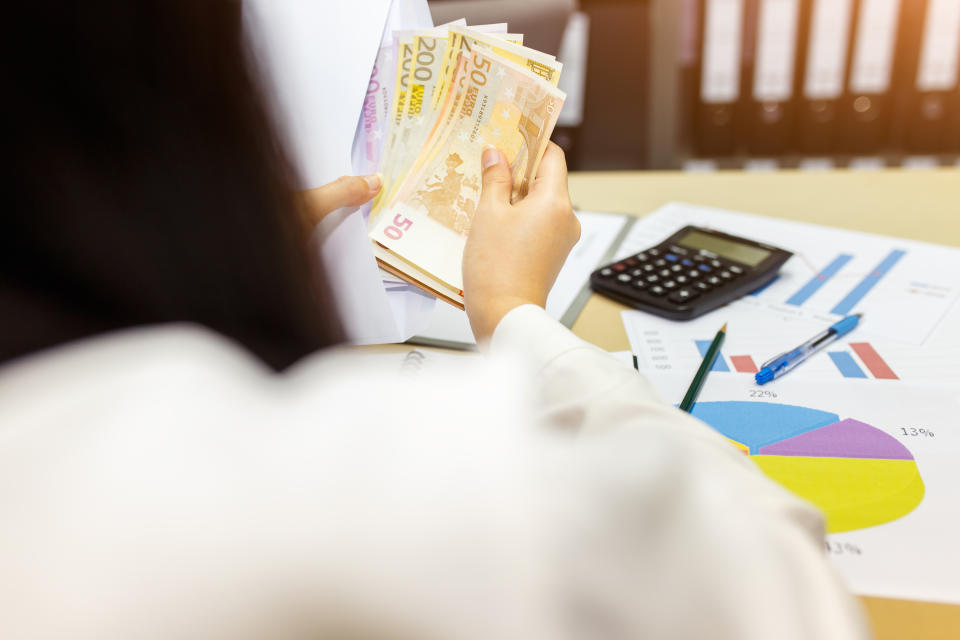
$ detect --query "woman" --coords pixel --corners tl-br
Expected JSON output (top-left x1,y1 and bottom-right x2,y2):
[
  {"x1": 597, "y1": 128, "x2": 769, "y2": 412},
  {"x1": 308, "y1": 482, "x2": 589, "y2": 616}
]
[{"x1": 0, "y1": 3, "x2": 868, "y2": 639}]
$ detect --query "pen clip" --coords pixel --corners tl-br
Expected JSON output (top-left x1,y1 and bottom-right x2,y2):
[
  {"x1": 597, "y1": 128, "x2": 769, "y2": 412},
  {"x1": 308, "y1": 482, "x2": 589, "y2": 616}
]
[
  {"x1": 762, "y1": 347, "x2": 806, "y2": 372},
  {"x1": 761, "y1": 351, "x2": 789, "y2": 369}
]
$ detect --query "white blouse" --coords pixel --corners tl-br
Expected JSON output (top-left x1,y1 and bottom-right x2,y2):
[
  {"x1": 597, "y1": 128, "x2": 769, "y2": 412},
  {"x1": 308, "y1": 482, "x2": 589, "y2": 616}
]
[{"x1": 0, "y1": 304, "x2": 868, "y2": 640}]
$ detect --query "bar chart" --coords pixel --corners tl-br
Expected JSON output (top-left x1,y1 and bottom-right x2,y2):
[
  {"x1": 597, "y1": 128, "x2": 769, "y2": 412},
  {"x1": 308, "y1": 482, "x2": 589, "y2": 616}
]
[
  {"x1": 744, "y1": 243, "x2": 952, "y2": 347},
  {"x1": 785, "y1": 253, "x2": 853, "y2": 306},
  {"x1": 728, "y1": 354, "x2": 758, "y2": 373},
  {"x1": 828, "y1": 352, "x2": 868, "y2": 378},
  {"x1": 783, "y1": 250, "x2": 908, "y2": 316},
  {"x1": 830, "y1": 250, "x2": 907, "y2": 315},
  {"x1": 692, "y1": 337, "x2": 900, "y2": 380}
]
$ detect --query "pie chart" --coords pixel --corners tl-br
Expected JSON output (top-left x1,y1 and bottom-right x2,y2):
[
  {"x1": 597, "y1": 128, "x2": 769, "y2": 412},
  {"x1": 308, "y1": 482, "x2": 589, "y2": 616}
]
[{"x1": 689, "y1": 402, "x2": 925, "y2": 533}]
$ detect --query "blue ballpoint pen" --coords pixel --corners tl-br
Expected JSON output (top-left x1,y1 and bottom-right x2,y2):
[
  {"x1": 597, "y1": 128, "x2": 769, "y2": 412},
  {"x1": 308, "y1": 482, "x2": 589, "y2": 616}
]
[{"x1": 755, "y1": 313, "x2": 863, "y2": 385}]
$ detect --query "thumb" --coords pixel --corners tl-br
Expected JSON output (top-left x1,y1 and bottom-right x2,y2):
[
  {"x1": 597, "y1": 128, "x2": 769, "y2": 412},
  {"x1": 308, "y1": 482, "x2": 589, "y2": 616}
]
[
  {"x1": 479, "y1": 146, "x2": 512, "y2": 209},
  {"x1": 307, "y1": 174, "x2": 382, "y2": 220}
]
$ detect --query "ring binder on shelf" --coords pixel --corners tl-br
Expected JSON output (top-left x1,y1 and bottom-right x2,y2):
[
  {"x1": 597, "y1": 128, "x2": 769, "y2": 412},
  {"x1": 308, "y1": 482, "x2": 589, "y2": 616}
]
[
  {"x1": 679, "y1": 0, "x2": 702, "y2": 159},
  {"x1": 695, "y1": 0, "x2": 746, "y2": 156},
  {"x1": 797, "y1": 0, "x2": 854, "y2": 153},
  {"x1": 679, "y1": 0, "x2": 957, "y2": 163},
  {"x1": 903, "y1": 0, "x2": 960, "y2": 152},
  {"x1": 746, "y1": 0, "x2": 800, "y2": 155},
  {"x1": 843, "y1": 0, "x2": 902, "y2": 153}
]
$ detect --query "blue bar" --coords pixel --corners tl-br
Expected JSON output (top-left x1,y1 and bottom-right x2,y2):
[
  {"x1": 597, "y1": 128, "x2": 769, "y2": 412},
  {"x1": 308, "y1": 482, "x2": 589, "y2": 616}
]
[
  {"x1": 785, "y1": 254, "x2": 853, "y2": 306},
  {"x1": 828, "y1": 352, "x2": 867, "y2": 378},
  {"x1": 830, "y1": 250, "x2": 906, "y2": 315},
  {"x1": 749, "y1": 274, "x2": 779, "y2": 296},
  {"x1": 695, "y1": 339, "x2": 730, "y2": 372}
]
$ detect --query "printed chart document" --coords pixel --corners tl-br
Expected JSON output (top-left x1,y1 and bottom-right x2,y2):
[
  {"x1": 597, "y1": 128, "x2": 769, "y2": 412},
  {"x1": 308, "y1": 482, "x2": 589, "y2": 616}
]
[
  {"x1": 613, "y1": 203, "x2": 960, "y2": 603},
  {"x1": 618, "y1": 203, "x2": 960, "y2": 385},
  {"x1": 413, "y1": 211, "x2": 629, "y2": 348}
]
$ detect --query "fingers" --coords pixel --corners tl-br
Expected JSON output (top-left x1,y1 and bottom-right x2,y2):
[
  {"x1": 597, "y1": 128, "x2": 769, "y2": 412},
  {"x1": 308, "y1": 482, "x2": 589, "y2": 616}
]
[
  {"x1": 478, "y1": 146, "x2": 513, "y2": 210},
  {"x1": 529, "y1": 142, "x2": 577, "y2": 246},
  {"x1": 307, "y1": 174, "x2": 382, "y2": 219},
  {"x1": 529, "y1": 142, "x2": 569, "y2": 199}
]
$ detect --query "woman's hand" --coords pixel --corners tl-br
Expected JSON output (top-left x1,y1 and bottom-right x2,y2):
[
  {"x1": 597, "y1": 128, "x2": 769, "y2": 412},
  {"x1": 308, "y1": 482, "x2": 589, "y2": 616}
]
[
  {"x1": 463, "y1": 143, "x2": 580, "y2": 342},
  {"x1": 301, "y1": 174, "x2": 382, "y2": 230}
]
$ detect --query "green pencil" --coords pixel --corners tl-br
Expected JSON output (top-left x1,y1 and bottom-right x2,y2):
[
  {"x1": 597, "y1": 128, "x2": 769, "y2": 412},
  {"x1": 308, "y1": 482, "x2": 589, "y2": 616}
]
[{"x1": 679, "y1": 323, "x2": 727, "y2": 413}]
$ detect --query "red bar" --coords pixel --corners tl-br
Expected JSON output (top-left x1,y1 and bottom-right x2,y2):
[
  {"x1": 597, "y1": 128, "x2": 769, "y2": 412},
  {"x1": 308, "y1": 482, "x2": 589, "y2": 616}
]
[
  {"x1": 730, "y1": 355, "x2": 759, "y2": 373},
  {"x1": 849, "y1": 343, "x2": 899, "y2": 380}
]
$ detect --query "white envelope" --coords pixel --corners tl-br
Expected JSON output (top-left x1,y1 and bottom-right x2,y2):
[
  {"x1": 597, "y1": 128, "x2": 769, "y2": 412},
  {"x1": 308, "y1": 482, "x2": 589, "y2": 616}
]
[{"x1": 245, "y1": 0, "x2": 435, "y2": 344}]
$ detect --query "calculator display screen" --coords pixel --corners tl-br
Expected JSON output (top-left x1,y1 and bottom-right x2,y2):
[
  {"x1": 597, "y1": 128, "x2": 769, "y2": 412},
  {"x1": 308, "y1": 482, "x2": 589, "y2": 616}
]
[{"x1": 677, "y1": 231, "x2": 771, "y2": 266}]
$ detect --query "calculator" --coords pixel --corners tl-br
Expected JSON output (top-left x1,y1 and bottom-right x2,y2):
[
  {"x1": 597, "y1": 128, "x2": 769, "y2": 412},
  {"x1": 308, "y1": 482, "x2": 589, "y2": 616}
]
[{"x1": 590, "y1": 225, "x2": 793, "y2": 320}]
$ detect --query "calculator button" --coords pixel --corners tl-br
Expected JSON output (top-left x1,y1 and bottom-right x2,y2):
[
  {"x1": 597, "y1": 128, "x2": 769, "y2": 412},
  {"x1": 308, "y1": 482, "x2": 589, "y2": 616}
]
[
  {"x1": 659, "y1": 268, "x2": 672, "y2": 277},
  {"x1": 662, "y1": 280, "x2": 677, "y2": 290},
  {"x1": 648, "y1": 285, "x2": 666, "y2": 296},
  {"x1": 630, "y1": 268, "x2": 644, "y2": 277},
  {"x1": 698, "y1": 264, "x2": 712, "y2": 273},
  {"x1": 692, "y1": 255, "x2": 706, "y2": 263},
  {"x1": 694, "y1": 281, "x2": 712, "y2": 292},
  {"x1": 687, "y1": 270, "x2": 700, "y2": 279},
  {"x1": 613, "y1": 263, "x2": 627, "y2": 272},
  {"x1": 664, "y1": 253, "x2": 679, "y2": 262},
  {"x1": 719, "y1": 270, "x2": 734, "y2": 281},
  {"x1": 728, "y1": 265, "x2": 745, "y2": 275},
  {"x1": 681, "y1": 258, "x2": 694, "y2": 267},
  {"x1": 617, "y1": 273, "x2": 632, "y2": 283},
  {"x1": 645, "y1": 274, "x2": 660, "y2": 283},
  {"x1": 599, "y1": 268, "x2": 615, "y2": 278},
  {"x1": 631, "y1": 279, "x2": 647, "y2": 290},
  {"x1": 706, "y1": 275, "x2": 722, "y2": 286},
  {"x1": 670, "y1": 264, "x2": 683, "y2": 272},
  {"x1": 669, "y1": 245, "x2": 689, "y2": 255},
  {"x1": 635, "y1": 253, "x2": 649, "y2": 262},
  {"x1": 624, "y1": 257, "x2": 637, "y2": 266},
  {"x1": 668, "y1": 288, "x2": 699, "y2": 304},
  {"x1": 654, "y1": 259, "x2": 667, "y2": 267},
  {"x1": 643, "y1": 264, "x2": 657, "y2": 272},
  {"x1": 648, "y1": 248, "x2": 661, "y2": 256},
  {"x1": 675, "y1": 275, "x2": 688, "y2": 284},
  {"x1": 710, "y1": 259, "x2": 723, "y2": 269}
]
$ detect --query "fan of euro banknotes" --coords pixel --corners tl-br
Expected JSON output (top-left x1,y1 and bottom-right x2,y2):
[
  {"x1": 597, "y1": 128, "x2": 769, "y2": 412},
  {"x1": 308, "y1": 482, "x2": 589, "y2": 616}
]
[{"x1": 359, "y1": 23, "x2": 566, "y2": 308}]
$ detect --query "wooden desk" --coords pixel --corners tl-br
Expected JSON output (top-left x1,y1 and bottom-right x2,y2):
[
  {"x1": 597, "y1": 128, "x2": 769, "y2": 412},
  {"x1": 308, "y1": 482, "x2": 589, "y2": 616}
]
[{"x1": 568, "y1": 167, "x2": 960, "y2": 640}]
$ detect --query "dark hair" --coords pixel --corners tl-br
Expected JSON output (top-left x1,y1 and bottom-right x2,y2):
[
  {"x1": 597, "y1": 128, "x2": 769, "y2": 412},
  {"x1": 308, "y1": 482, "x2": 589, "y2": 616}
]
[{"x1": 1, "y1": 2, "x2": 344, "y2": 371}]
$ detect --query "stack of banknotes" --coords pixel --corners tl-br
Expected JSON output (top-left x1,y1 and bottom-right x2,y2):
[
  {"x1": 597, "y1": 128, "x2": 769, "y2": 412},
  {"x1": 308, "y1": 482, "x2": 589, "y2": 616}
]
[{"x1": 361, "y1": 23, "x2": 566, "y2": 308}]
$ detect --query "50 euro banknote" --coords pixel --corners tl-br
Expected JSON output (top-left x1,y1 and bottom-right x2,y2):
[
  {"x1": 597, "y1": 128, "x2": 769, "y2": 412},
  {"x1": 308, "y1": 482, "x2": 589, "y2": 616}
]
[{"x1": 369, "y1": 48, "x2": 565, "y2": 305}]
